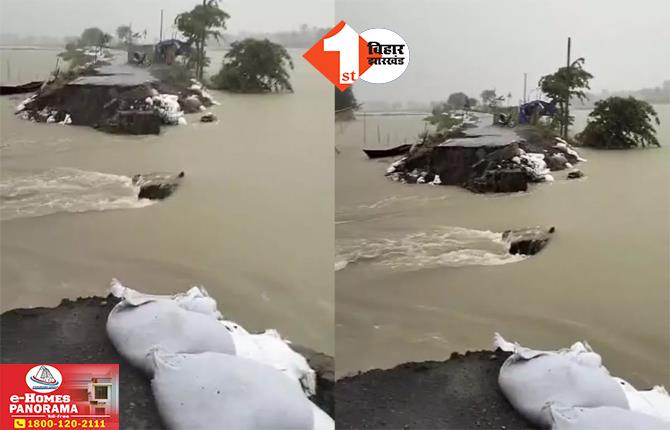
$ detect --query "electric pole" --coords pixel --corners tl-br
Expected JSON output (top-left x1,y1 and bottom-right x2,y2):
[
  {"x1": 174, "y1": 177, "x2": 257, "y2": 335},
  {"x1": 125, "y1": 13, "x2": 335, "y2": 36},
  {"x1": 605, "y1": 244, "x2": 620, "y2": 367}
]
[
  {"x1": 523, "y1": 72, "x2": 527, "y2": 104},
  {"x1": 564, "y1": 37, "x2": 571, "y2": 139}
]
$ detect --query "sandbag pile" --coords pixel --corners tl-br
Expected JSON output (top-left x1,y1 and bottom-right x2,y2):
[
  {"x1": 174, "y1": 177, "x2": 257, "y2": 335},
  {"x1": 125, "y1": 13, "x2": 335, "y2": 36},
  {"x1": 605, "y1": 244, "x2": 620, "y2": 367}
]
[
  {"x1": 106, "y1": 279, "x2": 331, "y2": 430},
  {"x1": 494, "y1": 333, "x2": 670, "y2": 429},
  {"x1": 151, "y1": 350, "x2": 331, "y2": 430},
  {"x1": 146, "y1": 93, "x2": 187, "y2": 126},
  {"x1": 188, "y1": 79, "x2": 219, "y2": 107}
]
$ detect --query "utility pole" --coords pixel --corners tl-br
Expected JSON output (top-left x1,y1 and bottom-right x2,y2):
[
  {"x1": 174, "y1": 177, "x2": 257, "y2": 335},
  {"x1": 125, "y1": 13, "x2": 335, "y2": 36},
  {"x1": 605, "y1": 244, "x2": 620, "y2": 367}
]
[
  {"x1": 159, "y1": 9, "x2": 164, "y2": 42},
  {"x1": 363, "y1": 112, "x2": 367, "y2": 146},
  {"x1": 564, "y1": 37, "x2": 571, "y2": 139},
  {"x1": 523, "y1": 72, "x2": 527, "y2": 104},
  {"x1": 199, "y1": 0, "x2": 207, "y2": 79}
]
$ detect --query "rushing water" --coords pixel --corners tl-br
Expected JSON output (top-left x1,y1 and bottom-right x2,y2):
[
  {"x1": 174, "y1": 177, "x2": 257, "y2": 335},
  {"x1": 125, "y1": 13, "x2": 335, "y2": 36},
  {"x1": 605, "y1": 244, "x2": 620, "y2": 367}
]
[
  {"x1": 336, "y1": 107, "x2": 670, "y2": 387},
  {"x1": 0, "y1": 48, "x2": 334, "y2": 354}
]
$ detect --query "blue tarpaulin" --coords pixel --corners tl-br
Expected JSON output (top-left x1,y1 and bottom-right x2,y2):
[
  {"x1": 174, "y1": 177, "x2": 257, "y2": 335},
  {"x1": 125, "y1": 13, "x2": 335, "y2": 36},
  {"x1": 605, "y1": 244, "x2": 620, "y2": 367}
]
[{"x1": 518, "y1": 100, "x2": 557, "y2": 124}]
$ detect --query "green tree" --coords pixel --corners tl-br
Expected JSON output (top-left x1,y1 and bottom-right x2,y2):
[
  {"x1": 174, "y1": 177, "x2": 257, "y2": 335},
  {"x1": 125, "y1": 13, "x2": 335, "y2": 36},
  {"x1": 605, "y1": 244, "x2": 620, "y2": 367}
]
[
  {"x1": 79, "y1": 27, "x2": 109, "y2": 47},
  {"x1": 116, "y1": 25, "x2": 132, "y2": 45},
  {"x1": 577, "y1": 97, "x2": 660, "y2": 149},
  {"x1": 60, "y1": 28, "x2": 110, "y2": 69},
  {"x1": 211, "y1": 38, "x2": 294, "y2": 93},
  {"x1": 481, "y1": 89, "x2": 497, "y2": 107},
  {"x1": 431, "y1": 101, "x2": 447, "y2": 116},
  {"x1": 430, "y1": 93, "x2": 476, "y2": 115},
  {"x1": 59, "y1": 43, "x2": 89, "y2": 69},
  {"x1": 446, "y1": 92, "x2": 469, "y2": 110},
  {"x1": 539, "y1": 58, "x2": 593, "y2": 137},
  {"x1": 335, "y1": 87, "x2": 357, "y2": 111},
  {"x1": 100, "y1": 33, "x2": 112, "y2": 48},
  {"x1": 175, "y1": 0, "x2": 230, "y2": 80}
]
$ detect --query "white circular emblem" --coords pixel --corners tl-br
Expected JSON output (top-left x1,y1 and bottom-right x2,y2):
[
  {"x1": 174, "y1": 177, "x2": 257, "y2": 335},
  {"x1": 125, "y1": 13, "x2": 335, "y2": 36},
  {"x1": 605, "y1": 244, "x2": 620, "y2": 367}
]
[
  {"x1": 359, "y1": 28, "x2": 410, "y2": 84},
  {"x1": 25, "y1": 365, "x2": 63, "y2": 393}
]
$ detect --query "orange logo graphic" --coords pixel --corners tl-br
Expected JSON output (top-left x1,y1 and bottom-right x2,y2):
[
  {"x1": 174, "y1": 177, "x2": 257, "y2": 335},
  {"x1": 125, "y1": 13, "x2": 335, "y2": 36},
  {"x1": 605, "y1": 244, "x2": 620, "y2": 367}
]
[{"x1": 303, "y1": 21, "x2": 381, "y2": 91}]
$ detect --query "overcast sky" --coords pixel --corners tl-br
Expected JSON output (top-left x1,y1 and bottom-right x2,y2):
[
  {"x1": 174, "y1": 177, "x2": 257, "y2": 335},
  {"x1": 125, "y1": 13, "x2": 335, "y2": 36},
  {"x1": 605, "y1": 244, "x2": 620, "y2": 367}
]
[
  {"x1": 0, "y1": 0, "x2": 332, "y2": 39},
  {"x1": 339, "y1": 0, "x2": 670, "y2": 104}
]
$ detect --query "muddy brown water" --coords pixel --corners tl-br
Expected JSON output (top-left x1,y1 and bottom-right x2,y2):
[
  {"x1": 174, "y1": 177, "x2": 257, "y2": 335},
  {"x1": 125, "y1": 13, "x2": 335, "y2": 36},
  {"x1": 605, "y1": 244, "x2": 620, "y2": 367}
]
[
  {"x1": 0, "y1": 47, "x2": 334, "y2": 355},
  {"x1": 335, "y1": 108, "x2": 670, "y2": 387}
]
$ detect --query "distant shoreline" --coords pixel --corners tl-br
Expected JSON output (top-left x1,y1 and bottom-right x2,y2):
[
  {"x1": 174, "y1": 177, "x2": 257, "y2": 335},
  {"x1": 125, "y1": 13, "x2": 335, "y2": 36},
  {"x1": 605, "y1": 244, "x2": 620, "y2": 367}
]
[{"x1": 0, "y1": 45, "x2": 62, "y2": 50}]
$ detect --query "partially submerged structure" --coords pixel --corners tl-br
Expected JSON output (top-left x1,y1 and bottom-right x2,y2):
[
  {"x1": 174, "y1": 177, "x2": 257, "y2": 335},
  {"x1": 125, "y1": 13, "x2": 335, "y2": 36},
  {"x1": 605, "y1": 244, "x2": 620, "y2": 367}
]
[
  {"x1": 14, "y1": 59, "x2": 217, "y2": 135},
  {"x1": 385, "y1": 113, "x2": 585, "y2": 193}
]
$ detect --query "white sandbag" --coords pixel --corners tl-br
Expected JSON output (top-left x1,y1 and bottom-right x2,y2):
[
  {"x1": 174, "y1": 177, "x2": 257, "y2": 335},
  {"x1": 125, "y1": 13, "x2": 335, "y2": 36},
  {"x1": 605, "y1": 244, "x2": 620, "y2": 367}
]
[
  {"x1": 107, "y1": 297, "x2": 235, "y2": 374},
  {"x1": 221, "y1": 321, "x2": 316, "y2": 396},
  {"x1": 547, "y1": 404, "x2": 669, "y2": 430},
  {"x1": 613, "y1": 377, "x2": 670, "y2": 422},
  {"x1": 151, "y1": 350, "x2": 333, "y2": 430},
  {"x1": 109, "y1": 280, "x2": 316, "y2": 396},
  {"x1": 111, "y1": 278, "x2": 221, "y2": 318},
  {"x1": 495, "y1": 334, "x2": 628, "y2": 427}
]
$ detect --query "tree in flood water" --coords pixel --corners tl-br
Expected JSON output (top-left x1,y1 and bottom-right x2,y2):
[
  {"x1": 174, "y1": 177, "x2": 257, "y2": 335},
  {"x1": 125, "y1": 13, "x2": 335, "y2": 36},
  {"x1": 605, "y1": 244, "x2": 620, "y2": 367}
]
[
  {"x1": 539, "y1": 58, "x2": 593, "y2": 137},
  {"x1": 577, "y1": 97, "x2": 660, "y2": 148},
  {"x1": 211, "y1": 39, "x2": 294, "y2": 93},
  {"x1": 175, "y1": 0, "x2": 230, "y2": 80},
  {"x1": 335, "y1": 87, "x2": 358, "y2": 111}
]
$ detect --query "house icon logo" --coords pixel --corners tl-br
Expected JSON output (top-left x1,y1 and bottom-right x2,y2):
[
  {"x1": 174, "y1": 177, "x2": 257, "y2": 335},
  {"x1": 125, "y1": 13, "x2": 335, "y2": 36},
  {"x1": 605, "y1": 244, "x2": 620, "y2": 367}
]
[{"x1": 25, "y1": 365, "x2": 62, "y2": 393}]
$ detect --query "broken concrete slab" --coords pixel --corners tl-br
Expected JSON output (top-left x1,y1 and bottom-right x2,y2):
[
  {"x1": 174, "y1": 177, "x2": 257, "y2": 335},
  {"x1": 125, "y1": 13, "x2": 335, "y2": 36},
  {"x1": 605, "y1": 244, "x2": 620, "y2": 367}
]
[
  {"x1": 114, "y1": 110, "x2": 162, "y2": 135},
  {"x1": 567, "y1": 169, "x2": 585, "y2": 179},
  {"x1": 503, "y1": 227, "x2": 555, "y2": 256},
  {"x1": 133, "y1": 172, "x2": 185, "y2": 200},
  {"x1": 200, "y1": 112, "x2": 217, "y2": 123}
]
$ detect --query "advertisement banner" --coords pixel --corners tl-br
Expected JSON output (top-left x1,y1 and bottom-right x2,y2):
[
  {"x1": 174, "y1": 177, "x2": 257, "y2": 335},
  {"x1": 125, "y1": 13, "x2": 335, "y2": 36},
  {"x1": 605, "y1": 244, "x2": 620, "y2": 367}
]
[{"x1": 1, "y1": 364, "x2": 119, "y2": 430}]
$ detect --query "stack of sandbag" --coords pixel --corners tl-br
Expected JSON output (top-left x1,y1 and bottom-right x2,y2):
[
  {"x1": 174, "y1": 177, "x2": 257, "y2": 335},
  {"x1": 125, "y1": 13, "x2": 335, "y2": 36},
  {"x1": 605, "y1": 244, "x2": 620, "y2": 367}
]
[
  {"x1": 107, "y1": 282, "x2": 235, "y2": 374},
  {"x1": 151, "y1": 350, "x2": 331, "y2": 430},
  {"x1": 494, "y1": 333, "x2": 670, "y2": 429},
  {"x1": 106, "y1": 279, "x2": 331, "y2": 430},
  {"x1": 546, "y1": 404, "x2": 668, "y2": 430}
]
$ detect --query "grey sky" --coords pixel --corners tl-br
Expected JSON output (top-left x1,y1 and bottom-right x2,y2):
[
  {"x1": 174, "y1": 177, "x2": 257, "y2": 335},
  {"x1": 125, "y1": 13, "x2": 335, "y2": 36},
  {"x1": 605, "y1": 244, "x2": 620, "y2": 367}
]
[
  {"x1": 339, "y1": 0, "x2": 670, "y2": 104},
  {"x1": 0, "y1": 0, "x2": 332, "y2": 40}
]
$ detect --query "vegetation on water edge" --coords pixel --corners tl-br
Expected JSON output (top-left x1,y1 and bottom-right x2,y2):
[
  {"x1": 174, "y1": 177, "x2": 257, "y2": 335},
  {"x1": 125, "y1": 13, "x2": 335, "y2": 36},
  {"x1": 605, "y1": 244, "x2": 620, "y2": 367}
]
[
  {"x1": 336, "y1": 87, "x2": 358, "y2": 111},
  {"x1": 539, "y1": 58, "x2": 593, "y2": 137},
  {"x1": 175, "y1": 0, "x2": 230, "y2": 80},
  {"x1": 58, "y1": 27, "x2": 112, "y2": 71},
  {"x1": 423, "y1": 113, "x2": 463, "y2": 133},
  {"x1": 210, "y1": 38, "x2": 294, "y2": 93},
  {"x1": 576, "y1": 96, "x2": 661, "y2": 148}
]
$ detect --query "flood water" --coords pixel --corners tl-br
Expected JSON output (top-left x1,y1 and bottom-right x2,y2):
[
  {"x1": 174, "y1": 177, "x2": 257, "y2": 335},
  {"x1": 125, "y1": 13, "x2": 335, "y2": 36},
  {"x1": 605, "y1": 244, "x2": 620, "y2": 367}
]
[
  {"x1": 335, "y1": 107, "x2": 670, "y2": 387},
  {"x1": 0, "y1": 47, "x2": 334, "y2": 354}
]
